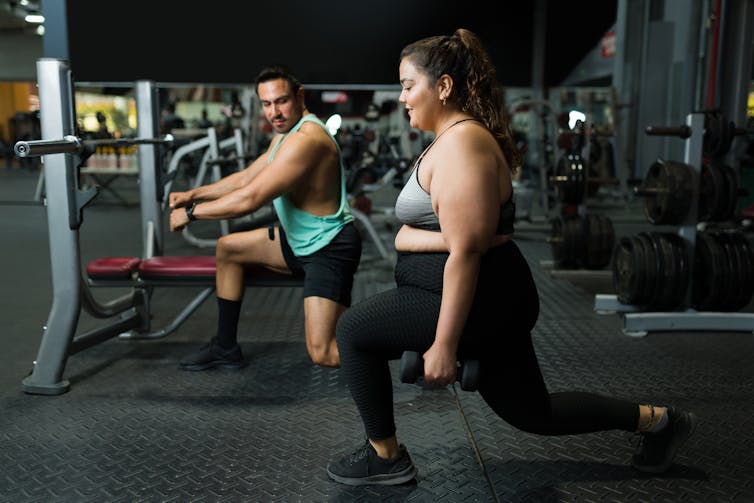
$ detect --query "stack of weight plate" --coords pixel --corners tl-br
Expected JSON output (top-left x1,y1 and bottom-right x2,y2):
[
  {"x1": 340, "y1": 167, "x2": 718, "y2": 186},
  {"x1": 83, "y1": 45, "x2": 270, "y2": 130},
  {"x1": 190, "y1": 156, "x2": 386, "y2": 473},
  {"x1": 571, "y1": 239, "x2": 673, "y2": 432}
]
[
  {"x1": 612, "y1": 230, "x2": 754, "y2": 311},
  {"x1": 549, "y1": 214, "x2": 615, "y2": 270},
  {"x1": 612, "y1": 232, "x2": 690, "y2": 310}
]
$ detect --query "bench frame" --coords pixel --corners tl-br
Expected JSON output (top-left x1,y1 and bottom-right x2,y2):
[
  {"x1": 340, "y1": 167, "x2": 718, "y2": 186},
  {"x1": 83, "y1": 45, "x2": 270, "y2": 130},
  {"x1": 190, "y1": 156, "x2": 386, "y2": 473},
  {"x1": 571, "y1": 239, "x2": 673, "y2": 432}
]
[{"x1": 86, "y1": 255, "x2": 303, "y2": 341}]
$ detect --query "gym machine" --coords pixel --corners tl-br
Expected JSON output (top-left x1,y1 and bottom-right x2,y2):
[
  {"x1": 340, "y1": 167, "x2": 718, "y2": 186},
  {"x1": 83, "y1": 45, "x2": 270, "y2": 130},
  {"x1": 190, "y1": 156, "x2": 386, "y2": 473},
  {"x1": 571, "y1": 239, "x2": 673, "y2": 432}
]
[
  {"x1": 16, "y1": 59, "x2": 302, "y2": 395},
  {"x1": 14, "y1": 60, "x2": 167, "y2": 394}
]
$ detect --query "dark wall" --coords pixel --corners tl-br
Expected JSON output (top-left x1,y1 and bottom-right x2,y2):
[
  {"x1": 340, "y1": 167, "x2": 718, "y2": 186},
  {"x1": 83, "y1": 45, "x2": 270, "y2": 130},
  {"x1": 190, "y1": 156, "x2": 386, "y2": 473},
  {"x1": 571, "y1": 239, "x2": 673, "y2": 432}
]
[{"x1": 65, "y1": 0, "x2": 615, "y2": 87}]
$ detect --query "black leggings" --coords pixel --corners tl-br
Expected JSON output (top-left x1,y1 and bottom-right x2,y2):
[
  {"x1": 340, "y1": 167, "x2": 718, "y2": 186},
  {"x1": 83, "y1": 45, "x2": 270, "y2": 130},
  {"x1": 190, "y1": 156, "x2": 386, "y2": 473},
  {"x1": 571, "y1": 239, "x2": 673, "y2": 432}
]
[{"x1": 336, "y1": 241, "x2": 639, "y2": 440}]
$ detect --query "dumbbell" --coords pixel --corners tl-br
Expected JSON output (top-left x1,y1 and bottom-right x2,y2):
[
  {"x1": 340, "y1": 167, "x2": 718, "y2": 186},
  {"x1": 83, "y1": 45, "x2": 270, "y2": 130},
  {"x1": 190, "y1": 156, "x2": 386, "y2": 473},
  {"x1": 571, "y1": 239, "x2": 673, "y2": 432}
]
[{"x1": 399, "y1": 351, "x2": 480, "y2": 392}]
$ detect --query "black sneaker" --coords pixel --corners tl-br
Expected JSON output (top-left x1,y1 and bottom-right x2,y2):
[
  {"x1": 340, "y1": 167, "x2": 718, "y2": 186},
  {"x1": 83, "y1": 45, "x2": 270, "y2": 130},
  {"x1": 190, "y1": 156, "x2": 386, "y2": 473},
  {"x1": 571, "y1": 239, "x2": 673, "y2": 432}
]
[
  {"x1": 327, "y1": 440, "x2": 418, "y2": 486},
  {"x1": 179, "y1": 337, "x2": 247, "y2": 371},
  {"x1": 631, "y1": 406, "x2": 697, "y2": 473}
]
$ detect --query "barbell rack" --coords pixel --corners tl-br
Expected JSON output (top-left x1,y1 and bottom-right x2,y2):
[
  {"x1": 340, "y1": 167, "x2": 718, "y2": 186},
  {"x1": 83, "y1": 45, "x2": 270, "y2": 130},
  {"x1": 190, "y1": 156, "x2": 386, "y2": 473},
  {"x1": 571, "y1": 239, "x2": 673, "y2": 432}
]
[{"x1": 593, "y1": 111, "x2": 754, "y2": 336}]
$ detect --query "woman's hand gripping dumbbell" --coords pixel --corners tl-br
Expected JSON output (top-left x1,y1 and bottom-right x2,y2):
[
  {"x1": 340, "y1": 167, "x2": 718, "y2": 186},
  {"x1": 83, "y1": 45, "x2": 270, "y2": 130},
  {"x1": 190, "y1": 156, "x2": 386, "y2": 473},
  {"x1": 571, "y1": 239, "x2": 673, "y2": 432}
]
[{"x1": 399, "y1": 350, "x2": 480, "y2": 392}]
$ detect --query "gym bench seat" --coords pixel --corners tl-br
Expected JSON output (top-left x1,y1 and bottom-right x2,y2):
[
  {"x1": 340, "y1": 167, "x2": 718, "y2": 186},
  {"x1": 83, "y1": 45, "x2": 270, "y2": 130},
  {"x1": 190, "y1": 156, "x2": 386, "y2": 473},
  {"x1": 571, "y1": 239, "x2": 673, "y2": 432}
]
[
  {"x1": 86, "y1": 256, "x2": 141, "y2": 280},
  {"x1": 86, "y1": 255, "x2": 305, "y2": 287}
]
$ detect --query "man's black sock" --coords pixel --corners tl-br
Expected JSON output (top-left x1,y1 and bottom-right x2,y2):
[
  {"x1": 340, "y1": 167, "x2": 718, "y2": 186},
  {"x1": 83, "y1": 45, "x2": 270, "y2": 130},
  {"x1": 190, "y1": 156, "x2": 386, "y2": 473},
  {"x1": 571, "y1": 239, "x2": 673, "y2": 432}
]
[{"x1": 216, "y1": 297, "x2": 242, "y2": 350}]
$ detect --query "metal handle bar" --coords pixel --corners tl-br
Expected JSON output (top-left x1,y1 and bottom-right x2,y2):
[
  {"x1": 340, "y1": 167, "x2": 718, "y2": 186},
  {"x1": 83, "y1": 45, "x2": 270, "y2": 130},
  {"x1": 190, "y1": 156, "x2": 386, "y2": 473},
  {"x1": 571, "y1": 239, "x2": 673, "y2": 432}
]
[
  {"x1": 644, "y1": 125, "x2": 692, "y2": 138},
  {"x1": 14, "y1": 134, "x2": 174, "y2": 158}
]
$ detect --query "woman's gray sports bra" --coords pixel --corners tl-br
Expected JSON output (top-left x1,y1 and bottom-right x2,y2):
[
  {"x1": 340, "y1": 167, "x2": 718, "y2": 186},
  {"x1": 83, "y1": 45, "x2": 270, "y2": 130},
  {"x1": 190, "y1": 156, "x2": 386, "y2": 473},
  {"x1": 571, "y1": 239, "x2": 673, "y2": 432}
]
[
  {"x1": 395, "y1": 118, "x2": 515, "y2": 235},
  {"x1": 394, "y1": 165, "x2": 516, "y2": 234}
]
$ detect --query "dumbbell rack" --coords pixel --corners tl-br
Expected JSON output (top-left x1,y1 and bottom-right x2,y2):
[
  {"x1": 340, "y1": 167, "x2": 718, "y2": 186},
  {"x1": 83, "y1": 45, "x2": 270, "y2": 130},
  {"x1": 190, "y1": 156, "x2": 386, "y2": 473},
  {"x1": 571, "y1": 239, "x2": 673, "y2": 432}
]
[{"x1": 593, "y1": 112, "x2": 754, "y2": 336}]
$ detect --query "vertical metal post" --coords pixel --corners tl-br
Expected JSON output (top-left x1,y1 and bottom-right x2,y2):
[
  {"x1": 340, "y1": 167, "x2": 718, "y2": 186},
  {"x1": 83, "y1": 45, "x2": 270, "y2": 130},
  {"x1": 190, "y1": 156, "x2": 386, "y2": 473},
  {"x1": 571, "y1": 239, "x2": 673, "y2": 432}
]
[
  {"x1": 206, "y1": 127, "x2": 231, "y2": 236},
  {"x1": 240, "y1": 86, "x2": 255, "y2": 151},
  {"x1": 234, "y1": 128, "x2": 246, "y2": 171},
  {"x1": 41, "y1": 0, "x2": 69, "y2": 59},
  {"x1": 681, "y1": 0, "x2": 704, "y2": 114},
  {"x1": 135, "y1": 80, "x2": 163, "y2": 258},
  {"x1": 677, "y1": 113, "x2": 704, "y2": 252},
  {"x1": 531, "y1": 0, "x2": 548, "y2": 213},
  {"x1": 22, "y1": 58, "x2": 79, "y2": 395},
  {"x1": 717, "y1": 0, "x2": 754, "y2": 135},
  {"x1": 675, "y1": 111, "x2": 703, "y2": 323}
]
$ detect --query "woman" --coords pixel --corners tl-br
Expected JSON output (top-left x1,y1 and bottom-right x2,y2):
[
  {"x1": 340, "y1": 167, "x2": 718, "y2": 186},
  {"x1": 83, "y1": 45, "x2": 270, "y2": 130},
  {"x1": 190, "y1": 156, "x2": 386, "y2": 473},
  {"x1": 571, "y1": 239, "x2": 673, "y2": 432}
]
[{"x1": 327, "y1": 28, "x2": 696, "y2": 486}]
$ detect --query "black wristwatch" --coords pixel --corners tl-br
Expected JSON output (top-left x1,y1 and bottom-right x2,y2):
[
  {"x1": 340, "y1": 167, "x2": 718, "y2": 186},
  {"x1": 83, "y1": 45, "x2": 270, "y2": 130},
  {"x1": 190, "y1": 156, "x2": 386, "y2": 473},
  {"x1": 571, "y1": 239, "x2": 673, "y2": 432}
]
[{"x1": 185, "y1": 202, "x2": 198, "y2": 222}]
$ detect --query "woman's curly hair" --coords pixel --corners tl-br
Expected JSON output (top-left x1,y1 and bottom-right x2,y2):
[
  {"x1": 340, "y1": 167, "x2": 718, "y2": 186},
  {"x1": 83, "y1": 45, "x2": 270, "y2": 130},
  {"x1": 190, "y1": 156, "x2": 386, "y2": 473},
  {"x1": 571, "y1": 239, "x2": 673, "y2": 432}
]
[{"x1": 400, "y1": 28, "x2": 522, "y2": 173}]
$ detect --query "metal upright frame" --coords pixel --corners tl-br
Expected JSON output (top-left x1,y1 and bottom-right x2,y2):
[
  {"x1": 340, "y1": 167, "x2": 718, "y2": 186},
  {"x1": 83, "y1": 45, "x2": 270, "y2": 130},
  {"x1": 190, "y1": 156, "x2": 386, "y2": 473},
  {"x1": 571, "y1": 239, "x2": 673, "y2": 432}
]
[
  {"x1": 21, "y1": 59, "x2": 152, "y2": 395},
  {"x1": 135, "y1": 80, "x2": 164, "y2": 257}
]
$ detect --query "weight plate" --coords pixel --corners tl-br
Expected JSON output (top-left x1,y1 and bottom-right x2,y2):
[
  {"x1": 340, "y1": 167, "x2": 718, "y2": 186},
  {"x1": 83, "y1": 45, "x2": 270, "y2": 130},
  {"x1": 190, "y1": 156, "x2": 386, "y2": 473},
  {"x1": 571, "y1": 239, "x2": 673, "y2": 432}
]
[
  {"x1": 636, "y1": 232, "x2": 660, "y2": 310},
  {"x1": 698, "y1": 162, "x2": 723, "y2": 222},
  {"x1": 612, "y1": 235, "x2": 645, "y2": 305},
  {"x1": 692, "y1": 232, "x2": 727, "y2": 311}
]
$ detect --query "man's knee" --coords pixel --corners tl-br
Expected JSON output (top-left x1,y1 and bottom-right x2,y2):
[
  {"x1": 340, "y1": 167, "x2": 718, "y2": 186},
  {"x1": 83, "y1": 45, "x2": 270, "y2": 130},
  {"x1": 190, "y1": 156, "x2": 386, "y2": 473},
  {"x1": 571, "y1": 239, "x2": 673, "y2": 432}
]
[
  {"x1": 216, "y1": 234, "x2": 238, "y2": 262},
  {"x1": 304, "y1": 298, "x2": 347, "y2": 367},
  {"x1": 216, "y1": 231, "x2": 263, "y2": 264}
]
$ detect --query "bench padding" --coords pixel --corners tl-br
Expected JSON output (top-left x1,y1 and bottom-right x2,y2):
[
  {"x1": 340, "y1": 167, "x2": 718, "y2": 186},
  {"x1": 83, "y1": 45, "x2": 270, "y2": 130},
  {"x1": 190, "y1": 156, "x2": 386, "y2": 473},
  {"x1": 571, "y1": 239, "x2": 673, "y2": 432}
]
[
  {"x1": 87, "y1": 255, "x2": 304, "y2": 286},
  {"x1": 139, "y1": 256, "x2": 215, "y2": 279},
  {"x1": 86, "y1": 257, "x2": 141, "y2": 280}
]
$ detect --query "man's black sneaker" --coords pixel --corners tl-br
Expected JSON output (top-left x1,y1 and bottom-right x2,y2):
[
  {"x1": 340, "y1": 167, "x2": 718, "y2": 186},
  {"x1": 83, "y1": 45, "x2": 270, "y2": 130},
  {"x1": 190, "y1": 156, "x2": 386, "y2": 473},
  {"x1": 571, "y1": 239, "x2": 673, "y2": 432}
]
[
  {"x1": 327, "y1": 440, "x2": 418, "y2": 486},
  {"x1": 179, "y1": 337, "x2": 247, "y2": 371},
  {"x1": 631, "y1": 406, "x2": 697, "y2": 473}
]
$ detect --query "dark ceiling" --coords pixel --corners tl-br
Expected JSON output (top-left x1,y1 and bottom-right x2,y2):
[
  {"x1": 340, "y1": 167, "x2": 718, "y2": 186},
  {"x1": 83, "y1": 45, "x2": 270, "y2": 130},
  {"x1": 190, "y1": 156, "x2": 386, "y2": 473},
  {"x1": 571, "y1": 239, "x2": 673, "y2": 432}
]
[{"x1": 62, "y1": 0, "x2": 616, "y2": 87}]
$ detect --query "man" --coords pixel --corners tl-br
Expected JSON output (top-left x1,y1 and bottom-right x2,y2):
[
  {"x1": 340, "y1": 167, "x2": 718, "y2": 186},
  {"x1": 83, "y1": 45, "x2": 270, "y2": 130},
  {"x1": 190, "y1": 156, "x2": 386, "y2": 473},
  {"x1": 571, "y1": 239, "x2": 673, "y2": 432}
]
[
  {"x1": 160, "y1": 102, "x2": 186, "y2": 134},
  {"x1": 169, "y1": 65, "x2": 362, "y2": 370}
]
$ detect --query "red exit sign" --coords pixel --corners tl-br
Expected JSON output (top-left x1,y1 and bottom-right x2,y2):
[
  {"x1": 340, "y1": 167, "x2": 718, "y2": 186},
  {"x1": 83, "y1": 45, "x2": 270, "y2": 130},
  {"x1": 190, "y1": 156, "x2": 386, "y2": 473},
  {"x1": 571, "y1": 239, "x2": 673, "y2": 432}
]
[{"x1": 601, "y1": 30, "x2": 616, "y2": 58}]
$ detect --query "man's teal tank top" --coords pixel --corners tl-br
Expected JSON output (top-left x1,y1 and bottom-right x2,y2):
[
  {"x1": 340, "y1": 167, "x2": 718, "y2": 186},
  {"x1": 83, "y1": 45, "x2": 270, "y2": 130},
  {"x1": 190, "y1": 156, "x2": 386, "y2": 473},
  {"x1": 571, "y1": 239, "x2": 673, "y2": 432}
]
[{"x1": 267, "y1": 113, "x2": 353, "y2": 256}]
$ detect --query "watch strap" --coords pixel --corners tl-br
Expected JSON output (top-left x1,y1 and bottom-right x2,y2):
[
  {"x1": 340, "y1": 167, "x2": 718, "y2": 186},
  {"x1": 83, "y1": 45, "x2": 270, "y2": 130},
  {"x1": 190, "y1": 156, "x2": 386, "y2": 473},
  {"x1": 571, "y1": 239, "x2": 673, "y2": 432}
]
[{"x1": 185, "y1": 202, "x2": 197, "y2": 221}]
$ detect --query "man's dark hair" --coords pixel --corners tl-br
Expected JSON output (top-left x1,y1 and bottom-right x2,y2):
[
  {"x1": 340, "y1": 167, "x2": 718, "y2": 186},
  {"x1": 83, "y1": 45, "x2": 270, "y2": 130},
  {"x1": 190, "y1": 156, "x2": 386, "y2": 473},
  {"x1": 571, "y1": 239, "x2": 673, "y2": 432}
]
[{"x1": 255, "y1": 64, "x2": 302, "y2": 93}]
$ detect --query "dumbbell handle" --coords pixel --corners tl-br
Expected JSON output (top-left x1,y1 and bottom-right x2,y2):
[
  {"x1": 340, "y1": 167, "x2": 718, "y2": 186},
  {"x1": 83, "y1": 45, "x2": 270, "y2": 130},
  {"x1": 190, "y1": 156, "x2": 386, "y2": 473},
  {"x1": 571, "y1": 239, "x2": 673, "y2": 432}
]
[{"x1": 399, "y1": 351, "x2": 480, "y2": 392}]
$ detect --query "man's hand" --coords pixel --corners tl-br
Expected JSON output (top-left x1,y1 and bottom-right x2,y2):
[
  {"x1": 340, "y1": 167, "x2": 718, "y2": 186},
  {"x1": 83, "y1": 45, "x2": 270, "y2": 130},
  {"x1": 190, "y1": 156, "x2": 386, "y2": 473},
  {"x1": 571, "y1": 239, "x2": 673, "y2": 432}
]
[
  {"x1": 169, "y1": 191, "x2": 192, "y2": 209},
  {"x1": 169, "y1": 207, "x2": 190, "y2": 232}
]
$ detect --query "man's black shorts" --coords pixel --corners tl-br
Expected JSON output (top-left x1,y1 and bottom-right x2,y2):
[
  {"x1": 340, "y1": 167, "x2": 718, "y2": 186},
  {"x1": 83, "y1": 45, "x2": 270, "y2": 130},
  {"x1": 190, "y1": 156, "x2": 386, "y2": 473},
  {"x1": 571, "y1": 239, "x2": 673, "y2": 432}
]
[{"x1": 278, "y1": 222, "x2": 362, "y2": 307}]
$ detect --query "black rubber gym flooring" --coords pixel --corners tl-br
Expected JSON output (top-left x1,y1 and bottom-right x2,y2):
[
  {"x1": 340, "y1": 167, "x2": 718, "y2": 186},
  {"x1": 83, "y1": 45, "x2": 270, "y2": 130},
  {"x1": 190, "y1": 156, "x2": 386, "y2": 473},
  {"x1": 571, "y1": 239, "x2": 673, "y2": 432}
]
[{"x1": 1, "y1": 166, "x2": 753, "y2": 502}]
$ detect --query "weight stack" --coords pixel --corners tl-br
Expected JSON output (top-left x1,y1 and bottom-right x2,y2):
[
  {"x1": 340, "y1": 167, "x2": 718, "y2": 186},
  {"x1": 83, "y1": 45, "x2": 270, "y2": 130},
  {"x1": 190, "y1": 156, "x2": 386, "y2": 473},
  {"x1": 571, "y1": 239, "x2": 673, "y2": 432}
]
[{"x1": 549, "y1": 214, "x2": 615, "y2": 270}]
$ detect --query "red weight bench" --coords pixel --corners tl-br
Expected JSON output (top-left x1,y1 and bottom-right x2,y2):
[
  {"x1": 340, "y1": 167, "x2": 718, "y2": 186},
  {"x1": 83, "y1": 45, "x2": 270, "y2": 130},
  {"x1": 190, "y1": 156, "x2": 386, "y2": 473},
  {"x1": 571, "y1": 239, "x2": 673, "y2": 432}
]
[
  {"x1": 86, "y1": 255, "x2": 305, "y2": 287},
  {"x1": 85, "y1": 255, "x2": 304, "y2": 339}
]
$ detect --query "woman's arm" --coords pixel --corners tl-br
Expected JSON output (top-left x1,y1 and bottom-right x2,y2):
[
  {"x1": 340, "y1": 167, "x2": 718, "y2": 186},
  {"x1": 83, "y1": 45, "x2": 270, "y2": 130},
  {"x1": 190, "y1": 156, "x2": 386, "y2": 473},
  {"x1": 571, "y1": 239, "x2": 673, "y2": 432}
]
[{"x1": 421, "y1": 128, "x2": 501, "y2": 386}]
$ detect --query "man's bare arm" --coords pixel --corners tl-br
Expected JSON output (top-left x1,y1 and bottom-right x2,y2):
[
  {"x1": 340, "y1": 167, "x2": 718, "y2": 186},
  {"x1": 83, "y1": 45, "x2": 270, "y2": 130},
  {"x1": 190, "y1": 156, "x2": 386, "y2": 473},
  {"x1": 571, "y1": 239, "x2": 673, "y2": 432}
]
[
  {"x1": 177, "y1": 139, "x2": 276, "y2": 205},
  {"x1": 170, "y1": 131, "x2": 324, "y2": 228}
]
